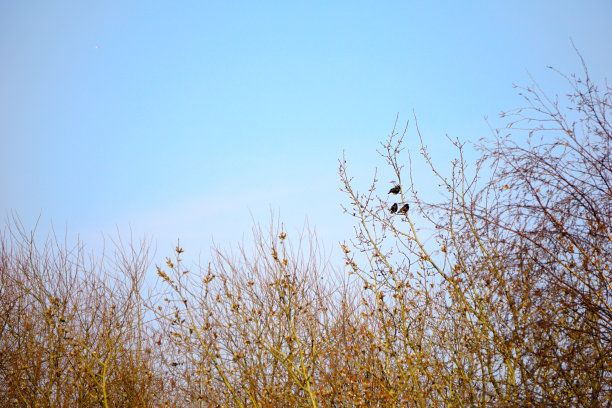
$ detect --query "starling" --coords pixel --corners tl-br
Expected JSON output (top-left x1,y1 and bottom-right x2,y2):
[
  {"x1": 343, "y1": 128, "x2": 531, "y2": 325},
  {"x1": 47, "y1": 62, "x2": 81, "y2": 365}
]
[
  {"x1": 389, "y1": 203, "x2": 398, "y2": 214},
  {"x1": 398, "y1": 203, "x2": 410, "y2": 214},
  {"x1": 388, "y1": 185, "x2": 401, "y2": 194}
]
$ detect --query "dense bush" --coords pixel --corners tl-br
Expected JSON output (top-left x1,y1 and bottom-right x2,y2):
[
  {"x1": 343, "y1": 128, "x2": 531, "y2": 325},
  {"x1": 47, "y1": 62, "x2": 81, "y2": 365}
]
[{"x1": 1, "y1": 65, "x2": 609, "y2": 407}]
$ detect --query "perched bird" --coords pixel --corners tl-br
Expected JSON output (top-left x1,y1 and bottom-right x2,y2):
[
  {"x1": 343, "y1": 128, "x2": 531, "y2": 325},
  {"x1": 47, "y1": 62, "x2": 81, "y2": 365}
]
[
  {"x1": 389, "y1": 203, "x2": 398, "y2": 214},
  {"x1": 398, "y1": 203, "x2": 410, "y2": 214},
  {"x1": 388, "y1": 185, "x2": 401, "y2": 194}
]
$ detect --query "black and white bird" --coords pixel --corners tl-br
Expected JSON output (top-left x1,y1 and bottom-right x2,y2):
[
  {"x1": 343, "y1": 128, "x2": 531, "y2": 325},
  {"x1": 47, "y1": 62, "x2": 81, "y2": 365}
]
[
  {"x1": 388, "y1": 185, "x2": 401, "y2": 194},
  {"x1": 398, "y1": 203, "x2": 410, "y2": 214},
  {"x1": 389, "y1": 203, "x2": 398, "y2": 214}
]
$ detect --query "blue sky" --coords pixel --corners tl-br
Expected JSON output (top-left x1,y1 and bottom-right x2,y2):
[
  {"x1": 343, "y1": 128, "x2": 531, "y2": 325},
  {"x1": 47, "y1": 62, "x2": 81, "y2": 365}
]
[{"x1": 1, "y1": 1, "x2": 611, "y2": 265}]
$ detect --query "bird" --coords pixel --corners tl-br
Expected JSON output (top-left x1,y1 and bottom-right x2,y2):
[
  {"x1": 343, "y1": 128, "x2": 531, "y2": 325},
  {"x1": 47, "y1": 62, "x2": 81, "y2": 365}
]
[
  {"x1": 389, "y1": 203, "x2": 398, "y2": 214},
  {"x1": 388, "y1": 185, "x2": 401, "y2": 194},
  {"x1": 398, "y1": 203, "x2": 409, "y2": 214}
]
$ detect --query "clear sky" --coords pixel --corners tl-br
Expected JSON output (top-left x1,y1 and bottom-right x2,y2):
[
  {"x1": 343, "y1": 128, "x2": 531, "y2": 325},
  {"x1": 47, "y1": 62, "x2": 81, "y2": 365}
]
[{"x1": 1, "y1": 1, "x2": 611, "y2": 265}]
